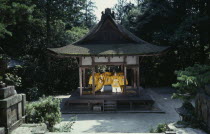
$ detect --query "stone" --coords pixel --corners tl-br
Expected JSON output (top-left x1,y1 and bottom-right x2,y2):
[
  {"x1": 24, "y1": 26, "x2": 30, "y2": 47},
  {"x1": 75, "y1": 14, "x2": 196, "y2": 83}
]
[
  {"x1": 0, "y1": 86, "x2": 16, "y2": 99},
  {"x1": 11, "y1": 124, "x2": 48, "y2": 134},
  {"x1": 165, "y1": 131, "x2": 176, "y2": 134},
  {"x1": 0, "y1": 93, "x2": 26, "y2": 134},
  {"x1": 93, "y1": 105, "x2": 101, "y2": 111},
  {"x1": 18, "y1": 103, "x2": 22, "y2": 120},
  {"x1": 0, "y1": 82, "x2": 6, "y2": 88},
  {"x1": 0, "y1": 94, "x2": 22, "y2": 108},
  {"x1": 0, "y1": 127, "x2": 5, "y2": 134},
  {"x1": 21, "y1": 94, "x2": 26, "y2": 116}
]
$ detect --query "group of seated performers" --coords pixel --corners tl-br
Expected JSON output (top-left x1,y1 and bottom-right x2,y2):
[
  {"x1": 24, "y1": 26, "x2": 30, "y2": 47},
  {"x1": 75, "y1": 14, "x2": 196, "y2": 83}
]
[{"x1": 88, "y1": 72, "x2": 128, "y2": 93}]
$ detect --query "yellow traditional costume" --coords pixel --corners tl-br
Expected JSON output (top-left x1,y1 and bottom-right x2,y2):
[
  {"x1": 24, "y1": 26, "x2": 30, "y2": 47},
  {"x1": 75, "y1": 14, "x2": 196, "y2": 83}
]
[
  {"x1": 119, "y1": 75, "x2": 128, "y2": 92},
  {"x1": 103, "y1": 72, "x2": 113, "y2": 85},
  {"x1": 111, "y1": 75, "x2": 120, "y2": 87},
  {"x1": 88, "y1": 73, "x2": 100, "y2": 85},
  {"x1": 95, "y1": 74, "x2": 104, "y2": 92},
  {"x1": 88, "y1": 72, "x2": 128, "y2": 93}
]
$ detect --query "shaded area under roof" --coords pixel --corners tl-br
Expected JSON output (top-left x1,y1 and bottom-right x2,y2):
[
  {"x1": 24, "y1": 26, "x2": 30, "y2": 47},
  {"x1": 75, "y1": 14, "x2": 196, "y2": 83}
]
[{"x1": 48, "y1": 8, "x2": 169, "y2": 56}]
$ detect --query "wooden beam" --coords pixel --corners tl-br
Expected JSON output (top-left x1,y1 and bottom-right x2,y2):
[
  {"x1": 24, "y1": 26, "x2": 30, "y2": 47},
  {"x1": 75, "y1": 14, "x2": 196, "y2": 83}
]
[
  {"x1": 91, "y1": 57, "x2": 95, "y2": 95},
  {"x1": 137, "y1": 66, "x2": 140, "y2": 95},
  {"x1": 80, "y1": 65, "x2": 92, "y2": 68},
  {"x1": 123, "y1": 56, "x2": 127, "y2": 65},
  {"x1": 123, "y1": 56, "x2": 127, "y2": 93},
  {"x1": 133, "y1": 68, "x2": 137, "y2": 89},
  {"x1": 82, "y1": 68, "x2": 86, "y2": 88},
  {"x1": 79, "y1": 57, "x2": 82, "y2": 66},
  {"x1": 124, "y1": 66, "x2": 127, "y2": 94},
  {"x1": 136, "y1": 56, "x2": 140, "y2": 95},
  {"x1": 131, "y1": 68, "x2": 134, "y2": 88},
  {"x1": 79, "y1": 67, "x2": 83, "y2": 96},
  {"x1": 94, "y1": 62, "x2": 124, "y2": 65},
  {"x1": 92, "y1": 67, "x2": 95, "y2": 95}
]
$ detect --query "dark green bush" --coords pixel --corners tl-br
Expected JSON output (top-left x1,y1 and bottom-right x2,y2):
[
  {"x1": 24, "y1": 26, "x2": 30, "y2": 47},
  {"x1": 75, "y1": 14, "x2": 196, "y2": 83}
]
[
  {"x1": 26, "y1": 96, "x2": 61, "y2": 131},
  {"x1": 26, "y1": 87, "x2": 40, "y2": 101},
  {"x1": 172, "y1": 64, "x2": 210, "y2": 101}
]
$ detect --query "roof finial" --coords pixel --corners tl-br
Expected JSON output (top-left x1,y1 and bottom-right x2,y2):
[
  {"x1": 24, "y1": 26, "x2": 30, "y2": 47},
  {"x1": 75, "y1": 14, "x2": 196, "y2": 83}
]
[
  {"x1": 105, "y1": 8, "x2": 111, "y2": 15},
  {"x1": 101, "y1": 8, "x2": 115, "y2": 20}
]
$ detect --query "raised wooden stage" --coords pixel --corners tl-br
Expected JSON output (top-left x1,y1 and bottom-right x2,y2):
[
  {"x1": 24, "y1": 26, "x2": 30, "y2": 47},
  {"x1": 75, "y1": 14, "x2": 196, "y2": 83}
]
[{"x1": 62, "y1": 88, "x2": 163, "y2": 114}]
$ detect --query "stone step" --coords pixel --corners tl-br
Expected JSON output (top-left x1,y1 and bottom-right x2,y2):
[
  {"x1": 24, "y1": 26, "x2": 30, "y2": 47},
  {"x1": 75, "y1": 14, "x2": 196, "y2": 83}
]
[
  {"x1": 0, "y1": 127, "x2": 5, "y2": 134},
  {"x1": 11, "y1": 123, "x2": 48, "y2": 134},
  {"x1": 104, "y1": 100, "x2": 117, "y2": 111}
]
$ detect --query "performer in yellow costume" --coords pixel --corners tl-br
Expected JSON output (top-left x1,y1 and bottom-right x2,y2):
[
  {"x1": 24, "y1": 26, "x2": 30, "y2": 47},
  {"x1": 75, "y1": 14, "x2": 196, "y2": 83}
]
[
  {"x1": 88, "y1": 72, "x2": 128, "y2": 93},
  {"x1": 95, "y1": 74, "x2": 104, "y2": 92},
  {"x1": 111, "y1": 73, "x2": 121, "y2": 92},
  {"x1": 103, "y1": 72, "x2": 113, "y2": 85},
  {"x1": 88, "y1": 73, "x2": 100, "y2": 85}
]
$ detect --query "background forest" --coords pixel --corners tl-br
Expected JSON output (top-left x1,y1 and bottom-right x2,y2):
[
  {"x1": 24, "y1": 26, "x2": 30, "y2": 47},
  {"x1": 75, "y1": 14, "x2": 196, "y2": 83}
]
[{"x1": 0, "y1": 0, "x2": 209, "y2": 100}]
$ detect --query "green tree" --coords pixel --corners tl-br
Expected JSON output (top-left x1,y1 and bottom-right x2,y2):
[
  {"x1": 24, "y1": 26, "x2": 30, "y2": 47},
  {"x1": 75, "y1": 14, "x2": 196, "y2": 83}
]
[
  {"x1": 84, "y1": 0, "x2": 96, "y2": 28},
  {"x1": 113, "y1": 0, "x2": 210, "y2": 86},
  {"x1": 172, "y1": 64, "x2": 210, "y2": 101},
  {"x1": 0, "y1": 0, "x2": 35, "y2": 38}
]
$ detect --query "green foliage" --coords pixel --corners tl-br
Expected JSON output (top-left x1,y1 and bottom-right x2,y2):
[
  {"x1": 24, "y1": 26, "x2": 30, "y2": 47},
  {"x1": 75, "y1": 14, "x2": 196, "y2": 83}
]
[
  {"x1": 172, "y1": 64, "x2": 210, "y2": 101},
  {"x1": 66, "y1": 27, "x2": 89, "y2": 43},
  {"x1": 26, "y1": 96, "x2": 61, "y2": 131},
  {"x1": 150, "y1": 123, "x2": 172, "y2": 133},
  {"x1": 0, "y1": 0, "x2": 35, "y2": 38},
  {"x1": 0, "y1": 0, "x2": 92, "y2": 95},
  {"x1": 113, "y1": 0, "x2": 210, "y2": 87},
  {"x1": 26, "y1": 87, "x2": 40, "y2": 101},
  {"x1": 4, "y1": 73, "x2": 22, "y2": 87},
  {"x1": 53, "y1": 117, "x2": 76, "y2": 132},
  {"x1": 83, "y1": 0, "x2": 97, "y2": 27}
]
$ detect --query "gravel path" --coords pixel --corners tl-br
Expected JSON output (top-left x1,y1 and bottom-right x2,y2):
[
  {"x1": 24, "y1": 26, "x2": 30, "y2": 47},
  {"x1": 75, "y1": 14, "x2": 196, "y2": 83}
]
[{"x1": 59, "y1": 88, "x2": 189, "y2": 133}]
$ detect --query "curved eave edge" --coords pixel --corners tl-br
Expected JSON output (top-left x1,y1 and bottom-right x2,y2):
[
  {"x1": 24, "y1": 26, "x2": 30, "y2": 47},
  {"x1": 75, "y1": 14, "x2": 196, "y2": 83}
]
[{"x1": 47, "y1": 46, "x2": 170, "y2": 57}]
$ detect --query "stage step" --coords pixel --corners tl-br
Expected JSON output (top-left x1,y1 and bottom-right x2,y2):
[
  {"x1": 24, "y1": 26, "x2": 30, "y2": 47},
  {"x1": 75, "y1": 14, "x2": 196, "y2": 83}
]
[{"x1": 104, "y1": 100, "x2": 117, "y2": 111}]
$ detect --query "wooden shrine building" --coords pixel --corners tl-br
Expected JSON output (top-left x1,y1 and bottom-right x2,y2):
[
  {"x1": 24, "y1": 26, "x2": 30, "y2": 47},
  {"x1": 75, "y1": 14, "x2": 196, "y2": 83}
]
[{"x1": 48, "y1": 8, "x2": 168, "y2": 113}]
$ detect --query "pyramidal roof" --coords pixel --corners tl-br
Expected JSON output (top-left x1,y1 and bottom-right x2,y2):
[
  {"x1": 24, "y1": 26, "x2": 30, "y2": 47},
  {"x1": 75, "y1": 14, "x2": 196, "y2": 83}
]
[{"x1": 48, "y1": 8, "x2": 169, "y2": 56}]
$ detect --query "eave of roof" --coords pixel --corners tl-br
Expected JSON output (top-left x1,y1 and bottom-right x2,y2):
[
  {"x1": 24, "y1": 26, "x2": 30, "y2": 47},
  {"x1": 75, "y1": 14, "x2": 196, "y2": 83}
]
[
  {"x1": 48, "y1": 43, "x2": 170, "y2": 56},
  {"x1": 47, "y1": 8, "x2": 170, "y2": 56}
]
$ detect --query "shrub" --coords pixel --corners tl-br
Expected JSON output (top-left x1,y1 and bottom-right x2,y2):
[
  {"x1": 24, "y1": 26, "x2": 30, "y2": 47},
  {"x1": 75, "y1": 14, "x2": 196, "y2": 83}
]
[
  {"x1": 4, "y1": 73, "x2": 22, "y2": 87},
  {"x1": 53, "y1": 117, "x2": 76, "y2": 132},
  {"x1": 172, "y1": 64, "x2": 210, "y2": 101},
  {"x1": 150, "y1": 123, "x2": 171, "y2": 133},
  {"x1": 26, "y1": 96, "x2": 61, "y2": 131}
]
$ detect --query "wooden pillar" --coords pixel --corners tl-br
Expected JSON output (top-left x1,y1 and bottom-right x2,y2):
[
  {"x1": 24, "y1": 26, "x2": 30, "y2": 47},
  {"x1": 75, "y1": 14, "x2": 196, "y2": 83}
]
[
  {"x1": 82, "y1": 68, "x2": 86, "y2": 88},
  {"x1": 133, "y1": 68, "x2": 137, "y2": 89},
  {"x1": 137, "y1": 66, "x2": 140, "y2": 95},
  {"x1": 124, "y1": 66, "x2": 127, "y2": 93},
  {"x1": 92, "y1": 67, "x2": 95, "y2": 95},
  {"x1": 79, "y1": 67, "x2": 83, "y2": 96},
  {"x1": 120, "y1": 65, "x2": 123, "y2": 71},
  {"x1": 123, "y1": 56, "x2": 127, "y2": 93},
  {"x1": 136, "y1": 56, "x2": 140, "y2": 96},
  {"x1": 91, "y1": 57, "x2": 95, "y2": 95}
]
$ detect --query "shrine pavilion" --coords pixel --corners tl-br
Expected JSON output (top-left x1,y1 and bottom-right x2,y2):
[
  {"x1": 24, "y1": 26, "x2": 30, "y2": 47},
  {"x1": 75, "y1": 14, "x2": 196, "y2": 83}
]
[{"x1": 48, "y1": 8, "x2": 168, "y2": 113}]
